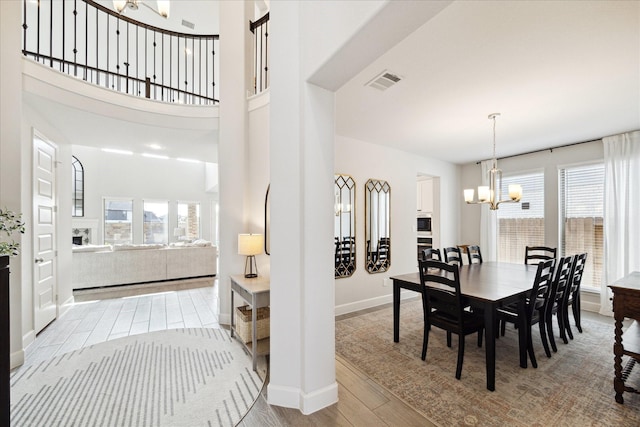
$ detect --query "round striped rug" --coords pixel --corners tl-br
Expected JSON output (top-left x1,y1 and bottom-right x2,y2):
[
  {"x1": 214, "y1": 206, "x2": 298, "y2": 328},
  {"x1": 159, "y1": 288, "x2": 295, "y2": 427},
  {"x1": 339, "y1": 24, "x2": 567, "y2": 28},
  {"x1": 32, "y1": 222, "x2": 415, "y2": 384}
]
[{"x1": 10, "y1": 328, "x2": 264, "y2": 427}]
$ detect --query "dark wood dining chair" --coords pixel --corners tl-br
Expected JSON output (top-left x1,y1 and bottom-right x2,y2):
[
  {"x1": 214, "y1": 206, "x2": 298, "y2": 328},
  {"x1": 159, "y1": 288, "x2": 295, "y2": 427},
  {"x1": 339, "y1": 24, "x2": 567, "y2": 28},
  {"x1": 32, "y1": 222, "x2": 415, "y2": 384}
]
[
  {"x1": 545, "y1": 255, "x2": 575, "y2": 351},
  {"x1": 497, "y1": 258, "x2": 555, "y2": 368},
  {"x1": 422, "y1": 247, "x2": 442, "y2": 261},
  {"x1": 443, "y1": 246, "x2": 463, "y2": 267},
  {"x1": 562, "y1": 252, "x2": 588, "y2": 339},
  {"x1": 466, "y1": 245, "x2": 483, "y2": 264},
  {"x1": 524, "y1": 246, "x2": 557, "y2": 265},
  {"x1": 418, "y1": 259, "x2": 484, "y2": 380}
]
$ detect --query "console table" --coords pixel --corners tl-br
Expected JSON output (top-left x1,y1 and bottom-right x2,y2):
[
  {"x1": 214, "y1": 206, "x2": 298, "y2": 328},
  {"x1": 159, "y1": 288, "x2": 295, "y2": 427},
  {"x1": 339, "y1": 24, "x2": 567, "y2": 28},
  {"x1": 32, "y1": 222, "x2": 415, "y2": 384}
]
[
  {"x1": 609, "y1": 271, "x2": 640, "y2": 404},
  {"x1": 230, "y1": 274, "x2": 270, "y2": 371}
]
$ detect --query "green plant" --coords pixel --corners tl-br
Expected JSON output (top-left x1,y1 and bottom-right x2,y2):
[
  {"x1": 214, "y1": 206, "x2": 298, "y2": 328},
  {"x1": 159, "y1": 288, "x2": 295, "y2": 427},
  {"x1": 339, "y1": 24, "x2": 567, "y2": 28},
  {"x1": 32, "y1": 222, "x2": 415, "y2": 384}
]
[{"x1": 0, "y1": 208, "x2": 25, "y2": 256}]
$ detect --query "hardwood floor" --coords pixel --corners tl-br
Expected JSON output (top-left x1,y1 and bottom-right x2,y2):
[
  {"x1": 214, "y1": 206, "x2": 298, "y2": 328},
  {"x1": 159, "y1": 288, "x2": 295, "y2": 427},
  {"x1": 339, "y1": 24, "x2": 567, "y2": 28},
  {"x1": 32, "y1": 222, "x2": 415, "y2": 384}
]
[{"x1": 20, "y1": 282, "x2": 434, "y2": 426}]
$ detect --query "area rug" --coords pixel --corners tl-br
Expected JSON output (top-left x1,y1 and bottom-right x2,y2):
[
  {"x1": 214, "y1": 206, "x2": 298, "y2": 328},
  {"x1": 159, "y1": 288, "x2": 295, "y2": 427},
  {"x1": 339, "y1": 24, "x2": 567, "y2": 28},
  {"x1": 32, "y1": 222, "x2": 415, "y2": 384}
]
[
  {"x1": 336, "y1": 299, "x2": 640, "y2": 427},
  {"x1": 10, "y1": 328, "x2": 264, "y2": 427}
]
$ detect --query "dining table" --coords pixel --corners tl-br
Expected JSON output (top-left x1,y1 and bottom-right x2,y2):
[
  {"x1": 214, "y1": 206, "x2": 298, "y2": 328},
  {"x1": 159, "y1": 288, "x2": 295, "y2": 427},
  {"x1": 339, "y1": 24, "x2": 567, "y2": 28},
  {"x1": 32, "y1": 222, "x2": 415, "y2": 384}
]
[{"x1": 391, "y1": 261, "x2": 540, "y2": 391}]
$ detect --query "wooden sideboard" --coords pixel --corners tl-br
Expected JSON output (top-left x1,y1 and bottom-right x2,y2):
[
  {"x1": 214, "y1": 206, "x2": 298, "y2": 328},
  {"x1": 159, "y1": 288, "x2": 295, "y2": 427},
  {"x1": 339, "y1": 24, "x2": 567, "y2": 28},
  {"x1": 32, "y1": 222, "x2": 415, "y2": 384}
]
[{"x1": 609, "y1": 271, "x2": 640, "y2": 404}]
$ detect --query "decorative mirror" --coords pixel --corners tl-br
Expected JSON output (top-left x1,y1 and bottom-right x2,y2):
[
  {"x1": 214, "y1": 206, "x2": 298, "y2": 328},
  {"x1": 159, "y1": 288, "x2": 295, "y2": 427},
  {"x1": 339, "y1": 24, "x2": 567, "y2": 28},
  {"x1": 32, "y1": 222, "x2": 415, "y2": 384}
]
[
  {"x1": 264, "y1": 184, "x2": 270, "y2": 255},
  {"x1": 335, "y1": 174, "x2": 356, "y2": 278},
  {"x1": 365, "y1": 179, "x2": 390, "y2": 273}
]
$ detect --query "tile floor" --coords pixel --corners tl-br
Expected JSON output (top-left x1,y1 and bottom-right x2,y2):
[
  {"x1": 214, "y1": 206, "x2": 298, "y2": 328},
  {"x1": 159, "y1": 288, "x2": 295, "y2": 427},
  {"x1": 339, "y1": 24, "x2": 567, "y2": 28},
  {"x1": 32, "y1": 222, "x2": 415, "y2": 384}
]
[{"x1": 23, "y1": 284, "x2": 219, "y2": 366}]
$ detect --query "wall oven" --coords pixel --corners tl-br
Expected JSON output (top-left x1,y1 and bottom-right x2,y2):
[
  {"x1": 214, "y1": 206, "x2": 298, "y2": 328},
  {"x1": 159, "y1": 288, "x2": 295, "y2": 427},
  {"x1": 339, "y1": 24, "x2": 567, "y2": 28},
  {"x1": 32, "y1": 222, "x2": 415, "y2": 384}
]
[{"x1": 417, "y1": 213, "x2": 432, "y2": 234}]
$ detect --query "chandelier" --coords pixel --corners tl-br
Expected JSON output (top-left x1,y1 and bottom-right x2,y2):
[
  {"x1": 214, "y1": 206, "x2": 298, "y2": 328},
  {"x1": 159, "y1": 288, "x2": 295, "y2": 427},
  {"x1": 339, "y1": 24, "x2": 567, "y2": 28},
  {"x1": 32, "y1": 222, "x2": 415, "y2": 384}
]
[
  {"x1": 464, "y1": 113, "x2": 522, "y2": 210},
  {"x1": 113, "y1": 0, "x2": 170, "y2": 18}
]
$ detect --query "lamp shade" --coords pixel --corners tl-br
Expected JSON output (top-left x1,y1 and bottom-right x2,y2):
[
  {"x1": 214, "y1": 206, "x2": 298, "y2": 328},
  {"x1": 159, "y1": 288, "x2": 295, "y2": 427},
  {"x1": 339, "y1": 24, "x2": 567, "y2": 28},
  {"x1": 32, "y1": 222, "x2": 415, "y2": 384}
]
[{"x1": 238, "y1": 234, "x2": 264, "y2": 256}]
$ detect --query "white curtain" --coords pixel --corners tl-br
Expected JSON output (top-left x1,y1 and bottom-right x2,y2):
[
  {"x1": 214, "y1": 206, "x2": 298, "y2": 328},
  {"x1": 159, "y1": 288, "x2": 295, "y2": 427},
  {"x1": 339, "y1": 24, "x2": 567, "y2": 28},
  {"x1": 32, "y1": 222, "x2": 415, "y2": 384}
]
[
  {"x1": 480, "y1": 159, "x2": 498, "y2": 261},
  {"x1": 601, "y1": 130, "x2": 640, "y2": 316}
]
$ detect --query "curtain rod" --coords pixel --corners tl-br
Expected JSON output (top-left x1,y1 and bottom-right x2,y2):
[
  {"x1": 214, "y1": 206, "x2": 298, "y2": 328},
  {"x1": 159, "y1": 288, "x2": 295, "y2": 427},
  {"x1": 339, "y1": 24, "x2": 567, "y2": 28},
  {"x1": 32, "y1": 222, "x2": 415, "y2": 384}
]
[{"x1": 475, "y1": 138, "x2": 601, "y2": 165}]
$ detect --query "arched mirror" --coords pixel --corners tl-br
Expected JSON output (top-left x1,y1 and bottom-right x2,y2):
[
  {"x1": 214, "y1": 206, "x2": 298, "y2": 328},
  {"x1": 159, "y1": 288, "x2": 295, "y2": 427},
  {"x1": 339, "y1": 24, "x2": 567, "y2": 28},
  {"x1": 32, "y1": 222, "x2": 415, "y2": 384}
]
[
  {"x1": 335, "y1": 174, "x2": 356, "y2": 278},
  {"x1": 365, "y1": 179, "x2": 390, "y2": 273}
]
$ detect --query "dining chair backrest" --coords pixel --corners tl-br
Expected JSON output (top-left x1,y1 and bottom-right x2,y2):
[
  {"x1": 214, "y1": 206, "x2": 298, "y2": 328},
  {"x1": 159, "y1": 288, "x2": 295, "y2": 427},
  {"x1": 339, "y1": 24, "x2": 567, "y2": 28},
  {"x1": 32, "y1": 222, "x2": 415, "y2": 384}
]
[
  {"x1": 527, "y1": 258, "x2": 556, "y2": 320},
  {"x1": 444, "y1": 246, "x2": 463, "y2": 267},
  {"x1": 418, "y1": 259, "x2": 464, "y2": 325},
  {"x1": 525, "y1": 246, "x2": 557, "y2": 265},
  {"x1": 466, "y1": 245, "x2": 483, "y2": 264},
  {"x1": 548, "y1": 255, "x2": 574, "y2": 308},
  {"x1": 422, "y1": 248, "x2": 442, "y2": 262},
  {"x1": 567, "y1": 252, "x2": 587, "y2": 296}
]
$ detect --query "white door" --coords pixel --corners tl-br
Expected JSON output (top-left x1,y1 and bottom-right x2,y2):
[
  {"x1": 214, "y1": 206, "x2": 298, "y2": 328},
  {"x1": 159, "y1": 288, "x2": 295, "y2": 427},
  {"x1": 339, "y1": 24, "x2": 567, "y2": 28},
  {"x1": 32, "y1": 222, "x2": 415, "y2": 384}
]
[{"x1": 33, "y1": 135, "x2": 57, "y2": 333}]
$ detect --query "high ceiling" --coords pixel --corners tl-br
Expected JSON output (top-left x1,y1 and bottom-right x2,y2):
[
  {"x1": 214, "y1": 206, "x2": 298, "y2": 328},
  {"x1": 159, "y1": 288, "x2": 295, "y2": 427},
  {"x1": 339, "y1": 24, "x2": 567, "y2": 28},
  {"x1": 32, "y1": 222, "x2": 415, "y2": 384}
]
[{"x1": 335, "y1": 0, "x2": 640, "y2": 164}]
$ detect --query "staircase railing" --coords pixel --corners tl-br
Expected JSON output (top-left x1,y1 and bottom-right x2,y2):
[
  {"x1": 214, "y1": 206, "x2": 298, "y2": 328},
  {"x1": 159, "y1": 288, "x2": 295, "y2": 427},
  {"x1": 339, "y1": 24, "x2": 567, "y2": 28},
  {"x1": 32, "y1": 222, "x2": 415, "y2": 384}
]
[
  {"x1": 250, "y1": 12, "x2": 269, "y2": 95},
  {"x1": 22, "y1": 0, "x2": 219, "y2": 105}
]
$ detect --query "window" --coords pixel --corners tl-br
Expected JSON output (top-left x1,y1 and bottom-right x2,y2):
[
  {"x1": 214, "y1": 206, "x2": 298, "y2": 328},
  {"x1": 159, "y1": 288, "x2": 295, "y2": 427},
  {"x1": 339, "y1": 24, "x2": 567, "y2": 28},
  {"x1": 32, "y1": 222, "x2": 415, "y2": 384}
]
[
  {"x1": 497, "y1": 171, "x2": 545, "y2": 263},
  {"x1": 177, "y1": 202, "x2": 201, "y2": 240},
  {"x1": 559, "y1": 163, "x2": 604, "y2": 291},
  {"x1": 72, "y1": 156, "x2": 84, "y2": 217},
  {"x1": 143, "y1": 200, "x2": 169, "y2": 244},
  {"x1": 104, "y1": 199, "x2": 133, "y2": 244}
]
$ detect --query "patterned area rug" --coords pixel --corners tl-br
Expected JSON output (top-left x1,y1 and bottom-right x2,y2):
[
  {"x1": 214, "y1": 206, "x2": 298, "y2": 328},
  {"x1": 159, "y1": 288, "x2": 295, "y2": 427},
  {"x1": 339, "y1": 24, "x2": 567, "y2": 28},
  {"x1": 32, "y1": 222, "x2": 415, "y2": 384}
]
[
  {"x1": 10, "y1": 329, "x2": 264, "y2": 427},
  {"x1": 336, "y1": 299, "x2": 640, "y2": 427}
]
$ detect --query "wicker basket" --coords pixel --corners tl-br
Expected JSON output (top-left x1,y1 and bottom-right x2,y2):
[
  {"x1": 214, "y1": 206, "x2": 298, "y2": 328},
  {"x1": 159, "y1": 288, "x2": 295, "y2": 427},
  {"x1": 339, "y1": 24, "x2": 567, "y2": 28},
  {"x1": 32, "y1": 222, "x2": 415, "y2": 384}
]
[{"x1": 235, "y1": 305, "x2": 270, "y2": 343}]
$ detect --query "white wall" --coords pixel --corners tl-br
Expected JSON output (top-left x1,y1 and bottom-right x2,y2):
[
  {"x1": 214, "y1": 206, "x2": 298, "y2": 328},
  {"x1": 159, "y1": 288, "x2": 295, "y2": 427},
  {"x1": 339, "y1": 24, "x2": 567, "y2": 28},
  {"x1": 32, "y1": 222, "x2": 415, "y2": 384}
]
[
  {"x1": 334, "y1": 135, "x2": 460, "y2": 314},
  {"x1": 71, "y1": 145, "x2": 216, "y2": 244}
]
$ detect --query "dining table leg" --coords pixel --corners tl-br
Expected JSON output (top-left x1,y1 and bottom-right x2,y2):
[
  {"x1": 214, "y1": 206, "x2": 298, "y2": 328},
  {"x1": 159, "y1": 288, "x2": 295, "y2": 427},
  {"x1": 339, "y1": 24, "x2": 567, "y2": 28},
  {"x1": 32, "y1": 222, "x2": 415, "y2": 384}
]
[
  {"x1": 393, "y1": 281, "x2": 400, "y2": 342},
  {"x1": 483, "y1": 305, "x2": 496, "y2": 391}
]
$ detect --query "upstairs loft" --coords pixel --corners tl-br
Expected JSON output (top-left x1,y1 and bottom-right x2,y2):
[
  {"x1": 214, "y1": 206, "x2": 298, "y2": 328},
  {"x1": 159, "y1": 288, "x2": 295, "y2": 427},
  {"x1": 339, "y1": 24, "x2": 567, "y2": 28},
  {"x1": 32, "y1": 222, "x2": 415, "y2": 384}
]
[{"x1": 21, "y1": 0, "x2": 270, "y2": 106}]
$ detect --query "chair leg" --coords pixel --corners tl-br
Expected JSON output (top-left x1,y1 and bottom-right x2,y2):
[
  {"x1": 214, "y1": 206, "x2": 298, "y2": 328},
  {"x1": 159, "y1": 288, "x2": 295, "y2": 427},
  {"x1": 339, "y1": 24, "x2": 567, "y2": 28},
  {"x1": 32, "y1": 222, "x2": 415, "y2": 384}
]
[
  {"x1": 500, "y1": 319, "x2": 506, "y2": 336},
  {"x1": 546, "y1": 309, "x2": 557, "y2": 352},
  {"x1": 527, "y1": 326, "x2": 538, "y2": 369},
  {"x1": 538, "y1": 317, "x2": 551, "y2": 358},
  {"x1": 572, "y1": 294, "x2": 583, "y2": 333},
  {"x1": 558, "y1": 305, "x2": 568, "y2": 344},
  {"x1": 447, "y1": 331, "x2": 452, "y2": 348},
  {"x1": 477, "y1": 328, "x2": 483, "y2": 347},
  {"x1": 421, "y1": 326, "x2": 429, "y2": 360},
  {"x1": 455, "y1": 335, "x2": 465, "y2": 380},
  {"x1": 564, "y1": 306, "x2": 574, "y2": 340}
]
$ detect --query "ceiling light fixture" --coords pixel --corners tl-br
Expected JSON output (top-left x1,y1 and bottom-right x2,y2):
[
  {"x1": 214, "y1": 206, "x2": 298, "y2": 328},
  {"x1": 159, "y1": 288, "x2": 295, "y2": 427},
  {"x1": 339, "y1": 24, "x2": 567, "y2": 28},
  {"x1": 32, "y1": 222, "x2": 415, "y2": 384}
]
[
  {"x1": 464, "y1": 113, "x2": 522, "y2": 210},
  {"x1": 112, "y1": 0, "x2": 170, "y2": 18}
]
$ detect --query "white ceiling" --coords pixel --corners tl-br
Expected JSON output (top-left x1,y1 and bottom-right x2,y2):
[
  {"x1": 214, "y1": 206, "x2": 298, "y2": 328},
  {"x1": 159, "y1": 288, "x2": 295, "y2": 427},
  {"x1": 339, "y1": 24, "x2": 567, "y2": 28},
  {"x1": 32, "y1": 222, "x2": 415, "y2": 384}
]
[{"x1": 335, "y1": 0, "x2": 640, "y2": 165}]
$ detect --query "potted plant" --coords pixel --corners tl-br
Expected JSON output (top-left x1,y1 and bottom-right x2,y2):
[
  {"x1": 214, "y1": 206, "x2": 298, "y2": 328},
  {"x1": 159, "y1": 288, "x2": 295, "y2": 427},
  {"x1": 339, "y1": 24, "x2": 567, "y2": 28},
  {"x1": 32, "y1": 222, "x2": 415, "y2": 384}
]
[{"x1": 0, "y1": 208, "x2": 25, "y2": 258}]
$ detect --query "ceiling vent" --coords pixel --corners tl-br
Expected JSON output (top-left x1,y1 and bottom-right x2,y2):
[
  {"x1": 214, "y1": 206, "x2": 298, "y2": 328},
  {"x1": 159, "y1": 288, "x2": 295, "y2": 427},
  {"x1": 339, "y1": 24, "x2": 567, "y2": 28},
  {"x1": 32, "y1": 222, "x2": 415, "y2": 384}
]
[
  {"x1": 366, "y1": 70, "x2": 402, "y2": 91},
  {"x1": 181, "y1": 19, "x2": 195, "y2": 30}
]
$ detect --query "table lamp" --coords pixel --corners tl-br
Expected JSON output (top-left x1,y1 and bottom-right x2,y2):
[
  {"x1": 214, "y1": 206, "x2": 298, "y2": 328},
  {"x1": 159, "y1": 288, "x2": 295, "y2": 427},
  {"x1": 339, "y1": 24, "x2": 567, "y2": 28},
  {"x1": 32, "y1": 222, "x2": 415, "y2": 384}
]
[{"x1": 238, "y1": 233, "x2": 264, "y2": 278}]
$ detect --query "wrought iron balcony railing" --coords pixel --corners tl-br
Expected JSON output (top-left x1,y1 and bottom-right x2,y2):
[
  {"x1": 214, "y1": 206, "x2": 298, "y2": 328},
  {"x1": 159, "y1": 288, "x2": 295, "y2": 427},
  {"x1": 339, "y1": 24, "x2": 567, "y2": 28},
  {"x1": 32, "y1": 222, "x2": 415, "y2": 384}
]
[{"x1": 22, "y1": 0, "x2": 219, "y2": 105}]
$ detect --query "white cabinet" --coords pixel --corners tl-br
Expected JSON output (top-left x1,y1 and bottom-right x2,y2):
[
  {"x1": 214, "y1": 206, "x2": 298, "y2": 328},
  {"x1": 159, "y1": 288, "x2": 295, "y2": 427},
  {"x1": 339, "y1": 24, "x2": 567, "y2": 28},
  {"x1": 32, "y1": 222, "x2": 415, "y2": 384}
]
[{"x1": 417, "y1": 179, "x2": 433, "y2": 212}]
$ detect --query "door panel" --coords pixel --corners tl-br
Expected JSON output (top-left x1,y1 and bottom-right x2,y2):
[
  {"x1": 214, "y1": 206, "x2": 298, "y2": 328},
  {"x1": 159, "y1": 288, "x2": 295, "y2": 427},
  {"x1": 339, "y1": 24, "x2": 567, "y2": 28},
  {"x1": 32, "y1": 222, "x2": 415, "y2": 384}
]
[{"x1": 33, "y1": 136, "x2": 57, "y2": 333}]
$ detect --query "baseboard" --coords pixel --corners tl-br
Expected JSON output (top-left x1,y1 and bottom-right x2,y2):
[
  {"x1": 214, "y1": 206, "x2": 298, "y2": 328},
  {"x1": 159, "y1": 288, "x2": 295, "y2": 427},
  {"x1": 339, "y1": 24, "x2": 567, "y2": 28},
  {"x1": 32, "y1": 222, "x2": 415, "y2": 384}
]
[
  {"x1": 267, "y1": 383, "x2": 301, "y2": 409},
  {"x1": 300, "y1": 381, "x2": 339, "y2": 415},
  {"x1": 218, "y1": 312, "x2": 230, "y2": 326},
  {"x1": 10, "y1": 348, "x2": 24, "y2": 370},
  {"x1": 334, "y1": 290, "x2": 417, "y2": 316}
]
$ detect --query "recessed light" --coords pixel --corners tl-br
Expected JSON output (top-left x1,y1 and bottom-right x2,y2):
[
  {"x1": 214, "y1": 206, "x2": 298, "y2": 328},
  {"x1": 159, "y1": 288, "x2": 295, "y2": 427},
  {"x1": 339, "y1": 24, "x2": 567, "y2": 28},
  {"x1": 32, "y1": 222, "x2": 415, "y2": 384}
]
[
  {"x1": 177, "y1": 158, "x2": 201, "y2": 163},
  {"x1": 102, "y1": 148, "x2": 133, "y2": 155},
  {"x1": 148, "y1": 143, "x2": 163, "y2": 150},
  {"x1": 142, "y1": 153, "x2": 169, "y2": 159}
]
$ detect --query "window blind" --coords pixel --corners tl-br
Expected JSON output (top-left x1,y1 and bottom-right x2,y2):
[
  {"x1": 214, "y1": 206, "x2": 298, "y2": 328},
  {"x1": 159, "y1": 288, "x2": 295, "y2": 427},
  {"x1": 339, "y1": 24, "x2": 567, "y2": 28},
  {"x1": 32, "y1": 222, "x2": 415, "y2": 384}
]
[
  {"x1": 559, "y1": 163, "x2": 604, "y2": 290},
  {"x1": 496, "y1": 171, "x2": 545, "y2": 263}
]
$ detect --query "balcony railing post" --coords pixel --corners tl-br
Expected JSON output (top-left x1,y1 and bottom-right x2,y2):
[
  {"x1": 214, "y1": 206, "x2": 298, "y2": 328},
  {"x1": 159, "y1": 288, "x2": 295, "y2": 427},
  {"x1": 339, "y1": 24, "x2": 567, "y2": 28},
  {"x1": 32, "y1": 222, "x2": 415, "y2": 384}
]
[{"x1": 145, "y1": 77, "x2": 151, "y2": 99}]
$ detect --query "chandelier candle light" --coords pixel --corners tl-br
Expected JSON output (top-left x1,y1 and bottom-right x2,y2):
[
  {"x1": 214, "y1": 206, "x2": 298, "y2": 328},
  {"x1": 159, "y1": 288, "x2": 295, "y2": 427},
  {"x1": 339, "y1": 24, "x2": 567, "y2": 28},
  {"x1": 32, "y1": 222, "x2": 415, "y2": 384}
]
[
  {"x1": 238, "y1": 233, "x2": 264, "y2": 278},
  {"x1": 464, "y1": 113, "x2": 522, "y2": 210}
]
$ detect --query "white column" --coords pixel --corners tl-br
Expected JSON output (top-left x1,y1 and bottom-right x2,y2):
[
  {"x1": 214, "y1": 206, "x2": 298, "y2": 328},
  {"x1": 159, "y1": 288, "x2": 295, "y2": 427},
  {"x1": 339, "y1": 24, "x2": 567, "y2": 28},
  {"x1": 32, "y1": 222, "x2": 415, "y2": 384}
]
[
  {"x1": 0, "y1": 0, "x2": 25, "y2": 368},
  {"x1": 217, "y1": 1, "x2": 252, "y2": 324},
  {"x1": 267, "y1": 1, "x2": 338, "y2": 414}
]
